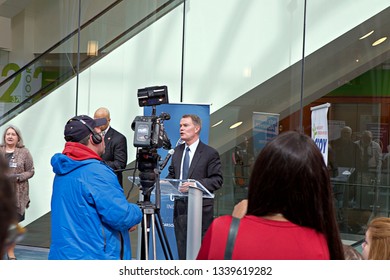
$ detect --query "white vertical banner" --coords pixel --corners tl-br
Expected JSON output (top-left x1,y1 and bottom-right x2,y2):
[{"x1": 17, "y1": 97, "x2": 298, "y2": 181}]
[{"x1": 311, "y1": 103, "x2": 330, "y2": 165}]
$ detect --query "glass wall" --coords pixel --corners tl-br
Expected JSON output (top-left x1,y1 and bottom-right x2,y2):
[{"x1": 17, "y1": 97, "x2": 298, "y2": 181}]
[
  {"x1": 0, "y1": 0, "x2": 389, "y2": 254},
  {"x1": 301, "y1": 3, "x2": 390, "y2": 242}
]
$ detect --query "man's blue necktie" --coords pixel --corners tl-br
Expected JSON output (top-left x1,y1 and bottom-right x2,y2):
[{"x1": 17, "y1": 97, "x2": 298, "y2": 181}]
[{"x1": 182, "y1": 147, "x2": 190, "y2": 179}]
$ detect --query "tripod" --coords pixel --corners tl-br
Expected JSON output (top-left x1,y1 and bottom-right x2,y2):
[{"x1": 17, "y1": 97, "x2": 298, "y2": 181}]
[{"x1": 138, "y1": 169, "x2": 174, "y2": 260}]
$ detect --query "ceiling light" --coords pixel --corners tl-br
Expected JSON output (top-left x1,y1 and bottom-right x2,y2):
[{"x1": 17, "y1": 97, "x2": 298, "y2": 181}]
[
  {"x1": 87, "y1": 40, "x2": 99, "y2": 56},
  {"x1": 359, "y1": 30, "x2": 374, "y2": 40},
  {"x1": 243, "y1": 67, "x2": 252, "y2": 78},
  {"x1": 211, "y1": 120, "x2": 223, "y2": 127},
  {"x1": 372, "y1": 37, "x2": 387, "y2": 47},
  {"x1": 229, "y1": 121, "x2": 243, "y2": 129}
]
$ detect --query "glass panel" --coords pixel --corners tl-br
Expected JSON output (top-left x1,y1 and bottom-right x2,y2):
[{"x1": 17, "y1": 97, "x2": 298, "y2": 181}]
[
  {"x1": 0, "y1": 0, "x2": 183, "y2": 255},
  {"x1": 304, "y1": 4, "x2": 390, "y2": 242},
  {"x1": 0, "y1": 0, "x2": 182, "y2": 125},
  {"x1": 3, "y1": 0, "x2": 389, "y2": 255},
  {"x1": 183, "y1": 0, "x2": 306, "y2": 215}
]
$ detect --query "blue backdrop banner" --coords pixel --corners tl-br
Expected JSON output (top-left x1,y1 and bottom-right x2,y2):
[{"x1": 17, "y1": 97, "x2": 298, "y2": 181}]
[{"x1": 142, "y1": 103, "x2": 210, "y2": 259}]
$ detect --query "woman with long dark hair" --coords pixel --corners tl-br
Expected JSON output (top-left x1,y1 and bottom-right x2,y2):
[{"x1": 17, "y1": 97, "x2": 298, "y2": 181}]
[{"x1": 197, "y1": 131, "x2": 344, "y2": 259}]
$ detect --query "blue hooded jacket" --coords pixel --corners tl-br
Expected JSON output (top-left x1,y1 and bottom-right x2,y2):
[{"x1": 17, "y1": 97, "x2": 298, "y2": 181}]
[{"x1": 49, "y1": 143, "x2": 142, "y2": 260}]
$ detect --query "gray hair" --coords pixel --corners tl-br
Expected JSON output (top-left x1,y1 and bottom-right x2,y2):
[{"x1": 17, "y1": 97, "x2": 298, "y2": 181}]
[
  {"x1": 341, "y1": 126, "x2": 352, "y2": 134},
  {"x1": 182, "y1": 114, "x2": 202, "y2": 134},
  {"x1": 1, "y1": 125, "x2": 25, "y2": 148}
]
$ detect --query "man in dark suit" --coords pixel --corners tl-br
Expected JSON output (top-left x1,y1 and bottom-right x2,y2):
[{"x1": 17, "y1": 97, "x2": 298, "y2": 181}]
[
  {"x1": 167, "y1": 114, "x2": 223, "y2": 259},
  {"x1": 331, "y1": 126, "x2": 359, "y2": 170},
  {"x1": 94, "y1": 107, "x2": 127, "y2": 187}
]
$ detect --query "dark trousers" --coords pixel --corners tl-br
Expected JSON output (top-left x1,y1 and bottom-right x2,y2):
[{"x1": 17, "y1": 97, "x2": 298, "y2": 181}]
[{"x1": 173, "y1": 198, "x2": 213, "y2": 260}]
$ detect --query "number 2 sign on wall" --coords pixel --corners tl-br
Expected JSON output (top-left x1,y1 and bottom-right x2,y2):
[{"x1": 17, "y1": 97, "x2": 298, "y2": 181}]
[{"x1": 0, "y1": 63, "x2": 42, "y2": 103}]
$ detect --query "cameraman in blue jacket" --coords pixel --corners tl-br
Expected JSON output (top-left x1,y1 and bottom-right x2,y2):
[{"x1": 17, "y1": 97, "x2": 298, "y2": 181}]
[{"x1": 49, "y1": 115, "x2": 142, "y2": 260}]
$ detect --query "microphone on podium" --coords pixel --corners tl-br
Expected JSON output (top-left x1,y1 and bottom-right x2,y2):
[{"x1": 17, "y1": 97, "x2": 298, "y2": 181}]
[{"x1": 159, "y1": 149, "x2": 175, "y2": 170}]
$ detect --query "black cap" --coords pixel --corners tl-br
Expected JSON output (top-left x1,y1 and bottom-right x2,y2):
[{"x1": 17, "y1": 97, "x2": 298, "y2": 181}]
[{"x1": 64, "y1": 115, "x2": 107, "y2": 142}]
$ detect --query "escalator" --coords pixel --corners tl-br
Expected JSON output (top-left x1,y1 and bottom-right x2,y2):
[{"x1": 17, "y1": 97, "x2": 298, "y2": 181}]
[
  {"x1": 0, "y1": 0, "x2": 183, "y2": 125},
  {"x1": 0, "y1": 0, "x2": 183, "y2": 251}
]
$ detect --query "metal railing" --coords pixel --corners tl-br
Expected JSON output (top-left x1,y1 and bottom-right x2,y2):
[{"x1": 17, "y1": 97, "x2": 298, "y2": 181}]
[{"x1": 0, "y1": 0, "x2": 183, "y2": 125}]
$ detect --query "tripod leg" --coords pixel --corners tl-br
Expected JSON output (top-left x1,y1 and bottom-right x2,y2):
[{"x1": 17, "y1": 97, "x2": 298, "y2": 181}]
[
  {"x1": 150, "y1": 214, "x2": 157, "y2": 260},
  {"x1": 155, "y1": 209, "x2": 174, "y2": 260},
  {"x1": 140, "y1": 208, "x2": 163, "y2": 260},
  {"x1": 142, "y1": 213, "x2": 149, "y2": 260}
]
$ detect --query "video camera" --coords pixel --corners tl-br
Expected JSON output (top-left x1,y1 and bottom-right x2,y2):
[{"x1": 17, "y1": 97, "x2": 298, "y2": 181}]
[
  {"x1": 131, "y1": 86, "x2": 175, "y2": 260},
  {"x1": 131, "y1": 86, "x2": 171, "y2": 196},
  {"x1": 131, "y1": 86, "x2": 171, "y2": 150}
]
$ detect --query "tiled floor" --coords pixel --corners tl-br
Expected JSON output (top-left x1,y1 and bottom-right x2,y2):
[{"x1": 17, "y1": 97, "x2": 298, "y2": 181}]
[{"x1": 3, "y1": 245, "x2": 49, "y2": 260}]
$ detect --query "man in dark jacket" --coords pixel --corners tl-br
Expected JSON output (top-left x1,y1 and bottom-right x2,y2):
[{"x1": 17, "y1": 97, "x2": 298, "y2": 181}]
[
  {"x1": 167, "y1": 114, "x2": 223, "y2": 259},
  {"x1": 94, "y1": 107, "x2": 127, "y2": 187}
]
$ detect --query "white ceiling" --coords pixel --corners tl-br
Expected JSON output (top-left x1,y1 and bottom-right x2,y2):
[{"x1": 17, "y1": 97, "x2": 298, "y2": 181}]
[{"x1": 0, "y1": 0, "x2": 32, "y2": 18}]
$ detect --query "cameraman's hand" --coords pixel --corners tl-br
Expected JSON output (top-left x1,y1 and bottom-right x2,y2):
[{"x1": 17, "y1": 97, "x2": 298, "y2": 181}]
[{"x1": 129, "y1": 225, "x2": 137, "y2": 232}]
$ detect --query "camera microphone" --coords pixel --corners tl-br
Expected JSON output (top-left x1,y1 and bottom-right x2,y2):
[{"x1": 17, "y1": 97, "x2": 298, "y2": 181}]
[
  {"x1": 159, "y1": 149, "x2": 175, "y2": 170},
  {"x1": 159, "y1": 112, "x2": 171, "y2": 120}
]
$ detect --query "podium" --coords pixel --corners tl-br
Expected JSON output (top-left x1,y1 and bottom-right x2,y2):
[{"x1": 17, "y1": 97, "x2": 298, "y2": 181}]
[{"x1": 129, "y1": 176, "x2": 214, "y2": 260}]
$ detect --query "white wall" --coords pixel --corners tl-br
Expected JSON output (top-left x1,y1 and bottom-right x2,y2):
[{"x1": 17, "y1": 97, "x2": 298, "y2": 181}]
[{"x1": 0, "y1": 16, "x2": 11, "y2": 50}]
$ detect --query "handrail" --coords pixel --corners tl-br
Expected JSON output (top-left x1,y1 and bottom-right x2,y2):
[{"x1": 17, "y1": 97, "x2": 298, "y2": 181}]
[
  {"x1": 350, "y1": 239, "x2": 365, "y2": 248},
  {"x1": 0, "y1": 0, "x2": 124, "y2": 88},
  {"x1": 0, "y1": 0, "x2": 183, "y2": 125}
]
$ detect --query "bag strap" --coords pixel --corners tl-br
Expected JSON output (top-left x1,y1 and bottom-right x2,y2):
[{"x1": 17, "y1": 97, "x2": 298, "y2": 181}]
[{"x1": 224, "y1": 216, "x2": 241, "y2": 259}]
